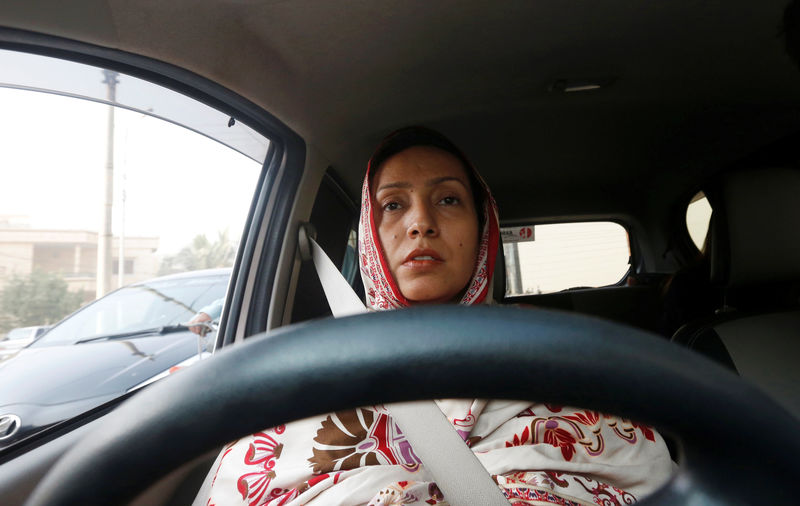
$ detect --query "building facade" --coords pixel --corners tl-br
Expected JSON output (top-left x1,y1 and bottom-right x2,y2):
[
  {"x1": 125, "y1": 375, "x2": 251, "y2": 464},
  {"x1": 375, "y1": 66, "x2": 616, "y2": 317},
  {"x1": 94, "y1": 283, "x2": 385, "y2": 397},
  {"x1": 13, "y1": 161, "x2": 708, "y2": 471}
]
[{"x1": 0, "y1": 223, "x2": 159, "y2": 298}]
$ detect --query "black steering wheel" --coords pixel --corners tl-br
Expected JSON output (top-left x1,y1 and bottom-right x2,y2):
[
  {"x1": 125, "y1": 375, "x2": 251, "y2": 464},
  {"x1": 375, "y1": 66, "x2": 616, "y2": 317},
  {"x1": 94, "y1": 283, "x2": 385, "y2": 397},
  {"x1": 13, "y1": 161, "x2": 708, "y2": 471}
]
[{"x1": 28, "y1": 306, "x2": 798, "y2": 504}]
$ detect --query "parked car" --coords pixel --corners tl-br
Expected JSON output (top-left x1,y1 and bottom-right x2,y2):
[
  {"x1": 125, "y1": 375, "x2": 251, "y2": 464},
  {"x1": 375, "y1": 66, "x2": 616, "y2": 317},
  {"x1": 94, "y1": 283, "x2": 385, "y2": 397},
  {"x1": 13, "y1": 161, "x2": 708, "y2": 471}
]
[
  {"x1": 0, "y1": 1, "x2": 798, "y2": 505},
  {"x1": 0, "y1": 326, "x2": 49, "y2": 360},
  {"x1": 0, "y1": 268, "x2": 229, "y2": 450}
]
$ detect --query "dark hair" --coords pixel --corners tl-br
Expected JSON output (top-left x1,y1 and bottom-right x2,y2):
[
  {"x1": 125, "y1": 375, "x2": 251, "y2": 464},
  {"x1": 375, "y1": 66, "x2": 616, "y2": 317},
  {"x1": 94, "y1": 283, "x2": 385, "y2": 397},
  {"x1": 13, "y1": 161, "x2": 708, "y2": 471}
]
[{"x1": 368, "y1": 126, "x2": 485, "y2": 220}]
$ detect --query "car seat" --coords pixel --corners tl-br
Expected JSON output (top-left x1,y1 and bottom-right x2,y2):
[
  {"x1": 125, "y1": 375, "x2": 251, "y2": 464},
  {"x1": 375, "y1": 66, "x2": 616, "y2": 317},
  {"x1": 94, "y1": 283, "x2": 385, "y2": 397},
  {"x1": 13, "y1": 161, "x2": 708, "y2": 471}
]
[
  {"x1": 672, "y1": 167, "x2": 800, "y2": 419},
  {"x1": 657, "y1": 251, "x2": 718, "y2": 337}
]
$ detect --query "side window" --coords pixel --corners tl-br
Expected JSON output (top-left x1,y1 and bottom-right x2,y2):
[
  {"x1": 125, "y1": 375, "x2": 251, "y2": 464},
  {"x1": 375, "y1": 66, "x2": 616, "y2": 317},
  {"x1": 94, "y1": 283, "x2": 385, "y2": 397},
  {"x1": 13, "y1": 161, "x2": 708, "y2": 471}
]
[
  {"x1": 341, "y1": 228, "x2": 360, "y2": 286},
  {"x1": 686, "y1": 191, "x2": 713, "y2": 252},
  {"x1": 503, "y1": 221, "x2": 631, "y2": 297},
  {"x1": 0, "y1": 50, "x2": 266, "y2": 449}
]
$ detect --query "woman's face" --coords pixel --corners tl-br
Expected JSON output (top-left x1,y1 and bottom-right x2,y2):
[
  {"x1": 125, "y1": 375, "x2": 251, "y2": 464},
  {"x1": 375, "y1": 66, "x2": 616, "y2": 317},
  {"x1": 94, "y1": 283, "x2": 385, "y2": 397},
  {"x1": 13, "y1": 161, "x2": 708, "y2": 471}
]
[{"x1": 373, "y1": 145, "x2": 480, "y2": 303}]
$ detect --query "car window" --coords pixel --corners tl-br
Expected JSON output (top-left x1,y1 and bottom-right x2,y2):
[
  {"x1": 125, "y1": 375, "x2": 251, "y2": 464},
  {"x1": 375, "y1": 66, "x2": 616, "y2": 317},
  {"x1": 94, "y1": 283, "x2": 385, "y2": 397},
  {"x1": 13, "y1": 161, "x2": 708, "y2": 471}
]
[
  {"x1": 341, "y1": 228, "x2": 359, "y2": 286},
  {"x1": 503, "y1": 221, "x2": 631, "y2": 296},
  {"x1": 0, "y1": 50, "x2": 266, "y2": 449},
  {"x1": 686, "y1": 191, "x2": 713, "y2": 252}
]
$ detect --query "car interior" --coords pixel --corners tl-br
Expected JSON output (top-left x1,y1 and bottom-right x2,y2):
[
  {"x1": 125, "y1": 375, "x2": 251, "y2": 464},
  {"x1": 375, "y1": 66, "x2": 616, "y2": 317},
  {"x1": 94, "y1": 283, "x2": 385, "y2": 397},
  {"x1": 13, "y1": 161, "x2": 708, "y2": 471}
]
[{"x1": 1, "y1": 1, "x2": 799, "y2": 504}]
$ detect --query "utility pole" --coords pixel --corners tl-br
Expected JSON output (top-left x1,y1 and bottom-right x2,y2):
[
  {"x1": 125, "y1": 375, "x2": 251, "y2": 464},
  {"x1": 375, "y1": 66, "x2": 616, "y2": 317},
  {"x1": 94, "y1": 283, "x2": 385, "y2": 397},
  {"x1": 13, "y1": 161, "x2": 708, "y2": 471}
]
[
  {"x1": 97, "y1": 69, "x2": 118, "y2": 298},
  {"x1": 511, "y1": 243, "x2": 523, "y2": 294},
  {"x1": 504, "y1": 243, "x2": 523, "y2": 295}
]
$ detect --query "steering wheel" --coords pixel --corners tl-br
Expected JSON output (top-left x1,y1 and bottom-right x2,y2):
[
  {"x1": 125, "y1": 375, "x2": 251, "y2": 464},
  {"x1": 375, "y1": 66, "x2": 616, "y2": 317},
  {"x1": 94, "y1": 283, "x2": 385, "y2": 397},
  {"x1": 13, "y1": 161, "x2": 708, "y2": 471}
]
[{"x1": 27, "y1": 305, "x2": 798, "y2": 504}]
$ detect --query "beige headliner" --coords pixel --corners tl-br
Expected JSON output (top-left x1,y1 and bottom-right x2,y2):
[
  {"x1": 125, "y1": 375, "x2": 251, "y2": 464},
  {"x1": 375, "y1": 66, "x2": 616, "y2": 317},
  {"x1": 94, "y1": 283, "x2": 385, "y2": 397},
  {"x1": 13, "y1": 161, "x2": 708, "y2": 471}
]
[{"x1": 2, "y1": 0, "x2": 800, "y2": 220}]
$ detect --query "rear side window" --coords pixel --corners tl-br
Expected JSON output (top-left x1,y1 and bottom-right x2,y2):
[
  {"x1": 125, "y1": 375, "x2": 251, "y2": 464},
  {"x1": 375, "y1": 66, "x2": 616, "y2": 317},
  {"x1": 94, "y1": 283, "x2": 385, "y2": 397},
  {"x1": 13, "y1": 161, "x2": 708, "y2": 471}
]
[
  {"x1": 503, "y1": 221, "x2": 630, "y2": 296},
  {"x1": 686, "y1": 191, "x2": 713, "y2": 252}
]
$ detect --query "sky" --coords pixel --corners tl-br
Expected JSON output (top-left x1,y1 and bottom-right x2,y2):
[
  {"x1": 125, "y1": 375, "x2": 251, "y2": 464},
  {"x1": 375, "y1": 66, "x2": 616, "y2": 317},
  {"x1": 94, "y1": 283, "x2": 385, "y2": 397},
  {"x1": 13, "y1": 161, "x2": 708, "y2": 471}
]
[{"x1": 0, "y1": 84, "x2": 262, "y2": 255}]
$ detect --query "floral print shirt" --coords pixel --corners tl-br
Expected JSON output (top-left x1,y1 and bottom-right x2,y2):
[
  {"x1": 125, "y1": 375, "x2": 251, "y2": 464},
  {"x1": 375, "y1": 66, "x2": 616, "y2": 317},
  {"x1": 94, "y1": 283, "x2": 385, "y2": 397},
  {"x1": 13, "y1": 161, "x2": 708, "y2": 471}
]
[{"x1": 204, "y1": 399, "x2": 673, "y2": 505}]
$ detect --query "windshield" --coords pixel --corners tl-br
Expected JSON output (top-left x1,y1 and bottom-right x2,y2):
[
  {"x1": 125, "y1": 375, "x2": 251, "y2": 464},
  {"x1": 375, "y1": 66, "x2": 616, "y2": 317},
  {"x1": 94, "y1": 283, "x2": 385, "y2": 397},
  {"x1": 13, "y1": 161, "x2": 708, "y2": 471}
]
[{"x1": 31, "y1": 273, "x2": 228, "y2": 346}]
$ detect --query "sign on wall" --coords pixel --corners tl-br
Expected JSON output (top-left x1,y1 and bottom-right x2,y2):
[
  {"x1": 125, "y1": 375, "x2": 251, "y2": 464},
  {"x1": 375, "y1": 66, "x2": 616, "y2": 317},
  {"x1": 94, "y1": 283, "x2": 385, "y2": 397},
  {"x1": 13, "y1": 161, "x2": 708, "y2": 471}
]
[{"x1": 500, "y1": 226, "x2": 535, "y2": 243}]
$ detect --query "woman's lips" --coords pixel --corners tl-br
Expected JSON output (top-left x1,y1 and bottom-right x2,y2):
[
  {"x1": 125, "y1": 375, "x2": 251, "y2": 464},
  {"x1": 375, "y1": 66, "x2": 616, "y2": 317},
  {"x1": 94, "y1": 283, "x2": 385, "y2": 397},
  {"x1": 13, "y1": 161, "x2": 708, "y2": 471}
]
[{"x1": 402, "y1": 249, "x2": 443, "y2": 269}]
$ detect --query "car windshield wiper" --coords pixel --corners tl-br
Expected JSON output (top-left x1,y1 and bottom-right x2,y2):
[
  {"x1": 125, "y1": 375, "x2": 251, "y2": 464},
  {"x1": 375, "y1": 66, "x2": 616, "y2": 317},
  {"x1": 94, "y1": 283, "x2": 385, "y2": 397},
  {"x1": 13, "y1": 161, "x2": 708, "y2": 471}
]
[{"x1": 75, "y1": 324, "x2": 191, "y2": 345}]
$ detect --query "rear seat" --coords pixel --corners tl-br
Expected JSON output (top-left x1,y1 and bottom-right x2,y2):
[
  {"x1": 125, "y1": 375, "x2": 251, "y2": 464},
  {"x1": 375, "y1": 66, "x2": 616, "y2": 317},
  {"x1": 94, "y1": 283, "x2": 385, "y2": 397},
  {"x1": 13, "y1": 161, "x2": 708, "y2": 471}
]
[{"x1": 672, "y1": 167, "x2": 800, "y2": 419}]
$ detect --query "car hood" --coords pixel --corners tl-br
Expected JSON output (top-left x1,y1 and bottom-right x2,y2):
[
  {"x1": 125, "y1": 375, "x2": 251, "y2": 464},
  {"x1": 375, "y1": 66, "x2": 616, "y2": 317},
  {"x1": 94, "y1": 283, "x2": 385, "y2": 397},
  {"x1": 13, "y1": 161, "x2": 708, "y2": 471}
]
[
  {"x1": 0, "y1": 332, "x2": 201, "y2": 408},
  {"x1": 0, "y1": 339, "x2": 32, "y2": 352}
]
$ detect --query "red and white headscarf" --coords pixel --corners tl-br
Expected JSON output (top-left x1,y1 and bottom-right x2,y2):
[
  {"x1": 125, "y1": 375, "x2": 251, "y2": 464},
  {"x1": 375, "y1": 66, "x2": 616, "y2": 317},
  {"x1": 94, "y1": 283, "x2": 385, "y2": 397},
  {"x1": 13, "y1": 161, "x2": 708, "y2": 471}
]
[{"x1": 358, "y1": 135, "x2": 501, "y2": 310}]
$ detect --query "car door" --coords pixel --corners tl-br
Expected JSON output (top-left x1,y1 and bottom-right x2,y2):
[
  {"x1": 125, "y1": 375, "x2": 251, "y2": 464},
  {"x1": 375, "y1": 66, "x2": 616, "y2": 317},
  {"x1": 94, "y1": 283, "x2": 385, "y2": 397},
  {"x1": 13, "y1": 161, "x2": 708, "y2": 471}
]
[{"x1": 0, "y1": 36, "x2": 306, "y2": 503}]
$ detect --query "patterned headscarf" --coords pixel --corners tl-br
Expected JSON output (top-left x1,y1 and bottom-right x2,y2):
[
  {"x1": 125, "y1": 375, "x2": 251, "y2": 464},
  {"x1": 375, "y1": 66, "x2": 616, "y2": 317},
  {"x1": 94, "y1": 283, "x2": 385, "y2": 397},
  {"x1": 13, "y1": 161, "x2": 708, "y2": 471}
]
[{"x1": 358, "y1": 127, "x2": 500, "y2": 310}]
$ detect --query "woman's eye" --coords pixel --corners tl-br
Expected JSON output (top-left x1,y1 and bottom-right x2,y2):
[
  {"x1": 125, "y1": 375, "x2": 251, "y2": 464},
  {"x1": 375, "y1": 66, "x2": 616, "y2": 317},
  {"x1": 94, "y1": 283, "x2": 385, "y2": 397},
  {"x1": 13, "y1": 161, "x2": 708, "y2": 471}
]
[
  {"x1": 383, "y1": 201, "x2": 401, "y2": 211},
  {"x1": 439, "y1": 196, "x2": 460, "y2": 206}
]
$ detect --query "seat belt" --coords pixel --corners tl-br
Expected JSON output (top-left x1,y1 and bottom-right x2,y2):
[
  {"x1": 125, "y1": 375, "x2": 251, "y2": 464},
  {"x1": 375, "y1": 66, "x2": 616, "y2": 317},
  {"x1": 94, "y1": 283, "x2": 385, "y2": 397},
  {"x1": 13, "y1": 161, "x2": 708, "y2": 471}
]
[{"x1": 299, "y1": 225, "x2": 509, "y2": 506}]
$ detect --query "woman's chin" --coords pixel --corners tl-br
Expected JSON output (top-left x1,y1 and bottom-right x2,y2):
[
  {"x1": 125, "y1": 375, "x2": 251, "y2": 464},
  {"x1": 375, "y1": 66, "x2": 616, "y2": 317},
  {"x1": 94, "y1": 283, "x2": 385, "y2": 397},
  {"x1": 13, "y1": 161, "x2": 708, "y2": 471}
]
[
  {"x1": 400, "y1": 285, "x2": 462, "y2": 305},
  {"x1": 407, "y1": 297, "x2": 457, "y2": 305}
]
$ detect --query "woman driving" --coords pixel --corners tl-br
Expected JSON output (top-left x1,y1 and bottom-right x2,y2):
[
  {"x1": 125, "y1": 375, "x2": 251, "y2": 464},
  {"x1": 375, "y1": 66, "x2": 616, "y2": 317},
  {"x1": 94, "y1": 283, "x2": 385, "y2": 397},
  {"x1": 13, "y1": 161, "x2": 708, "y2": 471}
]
[{"x1": 203, "y1": 127, "x2": 673, "y2": 505}]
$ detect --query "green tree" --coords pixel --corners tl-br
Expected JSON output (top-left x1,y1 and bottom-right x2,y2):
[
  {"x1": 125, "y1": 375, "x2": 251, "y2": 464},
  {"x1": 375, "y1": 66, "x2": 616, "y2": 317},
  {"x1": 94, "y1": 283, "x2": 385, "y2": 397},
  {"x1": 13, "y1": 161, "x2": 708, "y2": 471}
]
[
  {"x1": 159, "y1": 229, "x2": 236, "y2": 275},
  {"x1": 0, "y1": 271, "x2": 85, "y2": 332}
]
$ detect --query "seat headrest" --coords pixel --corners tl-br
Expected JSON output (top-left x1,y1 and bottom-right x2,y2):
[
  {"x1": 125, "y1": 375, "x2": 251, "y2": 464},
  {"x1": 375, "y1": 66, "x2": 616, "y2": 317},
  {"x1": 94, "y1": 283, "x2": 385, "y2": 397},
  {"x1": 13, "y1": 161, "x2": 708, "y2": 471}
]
[{"x1": 712, "y1": 168, "x2": 800, "y2": 286}]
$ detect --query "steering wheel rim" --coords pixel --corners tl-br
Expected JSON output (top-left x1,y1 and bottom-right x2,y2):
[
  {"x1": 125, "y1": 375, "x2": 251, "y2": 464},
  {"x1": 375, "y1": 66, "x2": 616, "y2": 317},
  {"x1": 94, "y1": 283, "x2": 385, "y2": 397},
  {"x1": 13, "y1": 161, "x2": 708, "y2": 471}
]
[{"x1": 28, "y1": 305, "x2": 799, "y2": 505}]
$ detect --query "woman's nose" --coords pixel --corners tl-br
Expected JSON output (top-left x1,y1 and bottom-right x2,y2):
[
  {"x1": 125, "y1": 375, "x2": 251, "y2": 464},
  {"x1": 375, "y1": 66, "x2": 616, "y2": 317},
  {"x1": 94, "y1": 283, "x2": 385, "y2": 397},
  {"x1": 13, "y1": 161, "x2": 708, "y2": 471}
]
[{"x1": 407, "y1": 204, "x2": 438, "y2": 238}]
